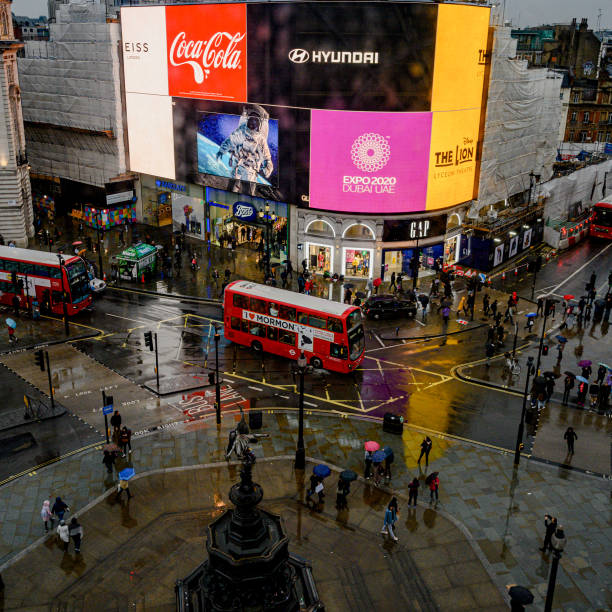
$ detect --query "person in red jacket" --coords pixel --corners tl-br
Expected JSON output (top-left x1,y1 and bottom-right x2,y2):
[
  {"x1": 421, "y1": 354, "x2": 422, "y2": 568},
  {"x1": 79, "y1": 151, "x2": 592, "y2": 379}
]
[{"x1": 427, "y1": 472, "x2": 439, "y2": 504}]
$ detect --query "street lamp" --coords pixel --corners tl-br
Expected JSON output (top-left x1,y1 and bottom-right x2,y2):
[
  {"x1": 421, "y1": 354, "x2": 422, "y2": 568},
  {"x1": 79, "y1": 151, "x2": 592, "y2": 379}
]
[
  {"x1": 95, "y1": 211, "x2": 104, "y2": 279},
  {"x1": 57, "y1": 254, "x2": 70, "y2": 336},
  {"x1": 294, "y1": 351, "x2": 307, "y2": 470},
  {"x1": 412, "y1": 231, "x2": 420, "y2": 291},
  {"x1": 535, "y1": 297, "x2": 557, "y2": 376},
  {"x1": 258, "y1": 202, "x2": 276, "y2": 282},
  {"x1": 214, "y1": 330, "x2": 221, "y2": 425},
  {"x1": 514, "y1": 355, "x2": 535, "y2": 466},
  {"x1": 544, "y1": 527, "x2": 567, "y2": 612}
]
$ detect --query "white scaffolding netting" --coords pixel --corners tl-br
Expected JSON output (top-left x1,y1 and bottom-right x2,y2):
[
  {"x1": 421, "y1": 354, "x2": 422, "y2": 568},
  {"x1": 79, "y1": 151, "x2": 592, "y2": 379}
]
[{"x1": 477, "y1": 27, "x2": 563, "y2": 210}]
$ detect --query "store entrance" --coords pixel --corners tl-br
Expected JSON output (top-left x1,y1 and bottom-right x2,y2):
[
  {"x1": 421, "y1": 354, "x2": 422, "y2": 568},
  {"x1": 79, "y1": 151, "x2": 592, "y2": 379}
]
[{"x1": 307, "y1": 244, "x2": 332, "y2": 274}]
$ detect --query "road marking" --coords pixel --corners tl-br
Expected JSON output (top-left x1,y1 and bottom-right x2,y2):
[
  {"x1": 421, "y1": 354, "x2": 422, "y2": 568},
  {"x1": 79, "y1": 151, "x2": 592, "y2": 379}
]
[
  {"x1": 248, "y1": 385, "x2": 263, "y2": 391},
  {"x1": 372, "y1": 331, "x2": 385, "y2": 347},
  {"x1": 278, "y1": 394, "x2": 290, "y2": 399},
  {"x1": 106, "y1": 313, "x2": 150, "y2": 325},
  {"x1": 545, "y1": 242, "x2": 612, "y2": 296},
  {"x1": 414, "y1": 318, "x2": 425, "y2": 327},
  {"x1": 304, "y1": 401, "x2": 318, "y2": 407}
]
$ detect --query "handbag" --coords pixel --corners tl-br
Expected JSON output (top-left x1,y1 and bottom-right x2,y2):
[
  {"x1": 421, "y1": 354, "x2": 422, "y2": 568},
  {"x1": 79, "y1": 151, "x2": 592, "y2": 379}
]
[{"x1": 315, "y1": 483, "x2": 324, "y2": 494}]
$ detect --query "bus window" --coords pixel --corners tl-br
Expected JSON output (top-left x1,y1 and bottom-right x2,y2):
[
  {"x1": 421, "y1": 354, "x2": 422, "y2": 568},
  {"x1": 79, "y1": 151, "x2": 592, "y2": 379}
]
[
  {"x1": 330, "y1": 343, "x2": 348, "y2": 359},
  {"x1": 327, "y1": 317, "x2": 343, "y2": 333},
  {"x1": 347, "y1": 310, "x2": 362, "y2": 329},
  {"x1": 231, "y1": 317, "x2": 241, "y2": 331},
  {"x1": 250, "y1": 298, "x2": 267, "y2": 314},
  {"x1": 309, "y1": 314, "x2": 326, "y2": 329},
  {"x1": 19, "y1": 263, "x2": 35, "y2": 275},
  {"x1": 269, "y1": 302, "x2": 279, "y2": 317},
  {"x1": 279, "y1": 330, "x2": 296, "y2": 345},
  {"x1": 233, "y1": 294, "x2": 249, "y2": 309},
  {"x1": 298, "y1": 312, "x2": 308, "y2": 325},
  {"x1": 267, "y1": 327, "x2": 278, "y2": 341},
  {"x1": 241, "y1": 319, "x2": 249, "y2": 333},
  {"x1": 279, "y1": 305, "x2": 296, "y2": 321},
  {"x1": 4, "y1": 260, "x2": 18, "y2": 274},
  {"x1": 249, "y1": 322, "x2": 266, "y2": 337}
]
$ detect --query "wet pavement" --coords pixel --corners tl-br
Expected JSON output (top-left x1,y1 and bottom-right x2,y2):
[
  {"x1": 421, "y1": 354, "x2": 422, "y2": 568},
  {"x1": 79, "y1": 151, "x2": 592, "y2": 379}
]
[{"x1": 0, "y1": 411, "x2": 609, "y2": 611}]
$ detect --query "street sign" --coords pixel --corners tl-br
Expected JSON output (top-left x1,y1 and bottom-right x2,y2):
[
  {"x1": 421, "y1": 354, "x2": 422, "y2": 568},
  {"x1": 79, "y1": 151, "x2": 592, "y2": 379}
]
[{"x1": 103, "y1": 403, "x2": 114, "y2": 415}]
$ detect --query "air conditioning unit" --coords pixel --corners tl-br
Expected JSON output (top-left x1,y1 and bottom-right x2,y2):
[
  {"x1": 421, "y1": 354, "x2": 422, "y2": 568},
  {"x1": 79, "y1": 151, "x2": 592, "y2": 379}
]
[{"x1": 487, "y1": 208, "x2": 498, "y2": 220}]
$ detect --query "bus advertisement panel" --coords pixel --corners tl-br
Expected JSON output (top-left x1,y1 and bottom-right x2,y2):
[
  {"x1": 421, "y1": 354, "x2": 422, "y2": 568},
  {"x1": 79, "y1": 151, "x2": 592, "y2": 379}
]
[{"x1": 591, "y1": 197, "x2": 612, "y2": 239}]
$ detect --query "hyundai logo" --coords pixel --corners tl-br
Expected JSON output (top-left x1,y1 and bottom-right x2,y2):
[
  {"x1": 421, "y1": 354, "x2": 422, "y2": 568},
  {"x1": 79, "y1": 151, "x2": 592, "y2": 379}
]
[{"x1": 288, "y1": 48, "x2": 310, "y2": 63}]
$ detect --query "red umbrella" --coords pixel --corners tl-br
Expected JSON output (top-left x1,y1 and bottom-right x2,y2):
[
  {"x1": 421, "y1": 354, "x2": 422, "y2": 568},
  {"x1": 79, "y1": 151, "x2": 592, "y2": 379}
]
[
  {"x1": 72, "y1": 240, "x2": 84, "y2": 246},
  {"x1": 563, "y1": 294, "x2": 574, "y2": 300},
  {"x1": 364, "y1": 441, "x2": 380, "y2": 452},
  {"x1": 373, "y1": 278, "x2": 382, "y2": 287}
]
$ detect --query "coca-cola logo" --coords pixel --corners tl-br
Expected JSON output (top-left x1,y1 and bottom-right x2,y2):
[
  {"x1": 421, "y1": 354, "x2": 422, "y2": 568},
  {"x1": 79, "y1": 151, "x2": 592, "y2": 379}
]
[
  {"x1": 169, "y1": 31, "x2": 245, "y2": 84},
  {"x1": 232, "y1": 202, "x2": 256, "y2": 220}
]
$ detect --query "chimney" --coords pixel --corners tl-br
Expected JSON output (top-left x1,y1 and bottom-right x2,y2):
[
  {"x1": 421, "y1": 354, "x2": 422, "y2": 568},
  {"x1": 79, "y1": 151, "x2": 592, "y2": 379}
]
[{"x1": 579, "y1": 18, "x2": 588, "y2": 32}]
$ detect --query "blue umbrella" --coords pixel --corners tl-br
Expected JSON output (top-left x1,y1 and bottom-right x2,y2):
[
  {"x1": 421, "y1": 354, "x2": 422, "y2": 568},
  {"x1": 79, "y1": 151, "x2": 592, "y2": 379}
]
[
  {"x1": 576, "y1": 376, "x2": 588, "y2": 384},
  {"x1": 5, "y1": 318, "x2": 16, "y2": 329},
  {"x1": 313, "y1": 464, "x2": 331, "y2": 478},
  {"x1": 525, "y1": 312, "x2": 537, "y2": 318},
  {"x1": 598, "y1": 362, "x2": 611, "y2": 370},
  {"x1": 555, "y1": 335, "x2": 568, "y2": 343},
  {"x1": 118, "y1": 467, "x2": 135, "y2": 480},
  {"x1": 372, "y1": 450, "x2": 386, "y2": 463},
  {"x1": 382, "y1": 446, "x2": 393, "y2": 458}
]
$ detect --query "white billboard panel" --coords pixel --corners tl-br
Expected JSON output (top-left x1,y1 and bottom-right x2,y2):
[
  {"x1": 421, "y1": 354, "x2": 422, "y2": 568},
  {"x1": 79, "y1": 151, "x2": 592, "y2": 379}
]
[
  {"x1": 125, "y1": 92, "x2": 175, "y2": 179},
  {"x1": 121, "y1": 6, "x2": 168, "y2": 96}
]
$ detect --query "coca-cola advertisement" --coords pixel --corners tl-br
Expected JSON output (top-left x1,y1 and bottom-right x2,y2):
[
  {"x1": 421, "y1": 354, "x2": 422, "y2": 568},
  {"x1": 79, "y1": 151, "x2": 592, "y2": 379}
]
[
  {"x1": 246, "y1": 2, "x2": 437, "y2": 111},
  {"x1": 166, "y1": 4, "x2": 247, "y2": 101},
  {"x1": 173, "y1": 98, "x2": 310, "y2": 203}
]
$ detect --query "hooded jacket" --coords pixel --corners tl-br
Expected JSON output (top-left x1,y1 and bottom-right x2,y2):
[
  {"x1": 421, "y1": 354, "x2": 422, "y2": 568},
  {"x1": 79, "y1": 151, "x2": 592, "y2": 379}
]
[
  {"x1": 56, "y1": 521, "x2": 70, "y2": 542},
  {"x1": 41, "y1": 500, "x2": 52, "y2": 521}
]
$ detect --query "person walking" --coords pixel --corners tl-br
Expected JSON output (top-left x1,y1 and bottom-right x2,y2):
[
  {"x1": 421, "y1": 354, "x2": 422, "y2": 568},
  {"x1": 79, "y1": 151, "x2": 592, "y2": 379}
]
[
  {"x1": 408, "y1": 477, "x2": 419, "y2": 506},
  {"x1": 6, "y1": 322, "x2": 17, "y2": 344},
  {"x1": 588, "y1": 271, "x2": 597, "y2": 292},
  {"x1": 556, "y1": 342, "x2": 565, "y2": 362},
  {"x1": 119, "y1": 425, "x2": 132, "y2": 457},
  {"x1": 116, "y1": 476, "x2": 133, "y2": 501},
  {"x1": 427, "y1": 473, "x2": 440, "y2": 504},
  {"x1": 605, "y1": 293, "x2": 612, "y2": 322},
  {"x1": 457, "y1": 294, "x2": 467, "y2": 317},
  {"x1": 69, "y1": 517, "x2": 83, "y2": 553},
  {"x1": 306, "y1": 473, "x2": 319, "y2": 507},
  {"x1": 335, "y1": 477, "x2": 350, "y2": 510},
  {"x1": 440, "y1": 305, "x2": 450, "y2": 345},
  {"x1": 485, "y1": 340, "x2": 496, "y2": 367},
  {"x1": 564, "y1": 427, "x2": 577, "y2": 454},
  {"x1": 596, "y1": 364, "x2": 607, "y2": 386},
  {"x1": 389, "y1": 271, "x2": 396, "y2": 292},
  {"x1": 41, "y1": 500, "x2": 53, "y2": 533},
  {"x1": 110, "y1": 410, "x2": 122, "y2": 441},
  {"x1": 380, "y1": 498, "x2": 399, "y2": 541},
  {"x1": 102, "y1": 450, "x2": 115, "y2": 474},
  {"x1": 482, "y1": 293, "x2": 490, "y2": 317},
  {"x1": 56, "y1": 520, "x2": 70, "y2": 551},
  {"x1": 562, "y1": 375, "x2": 574, "y2": 405},
  {"x1": 581, "y1": 364, "x2": 592, "y2": 380},
  {"x1": 51, "y1": 496, "x2": 69, "y2": 522},
  {"x1": 417, "y1": 436, "x2": 433, "y2": 466},
  {"x1": 490, "y1": 299, "x2": 498, "y2": 320},
  {"x1": 540, "y1": 514, "x2": 557, "y2": 552},
  {"x1": 364, "y1": 449, "x2": 373, "y2": 479},
  {"x1": 418, "y1": 293, "x2": 429, "y2": 321},
  {"x1": 536, "y1": 296, "x2": 544, "y2": 317}
]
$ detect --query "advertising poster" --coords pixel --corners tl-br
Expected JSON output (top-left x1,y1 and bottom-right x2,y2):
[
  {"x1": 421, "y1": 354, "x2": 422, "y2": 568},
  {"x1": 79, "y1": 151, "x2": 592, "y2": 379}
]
[
  {"x1": 508, "y1": 235, "x2": 519, "y2": 258},
  {"x1": 173, "y1": 98, "x2": 309, "y2": 203},
  {"x1": 493, "y1": 243, "x2": 505, "y2": 267},
  {"x1": 523, "y1": 228, "x2": 533, "y2": 249},
  {"x1": 246, "y1": 2, "x2": 437, "y2": 112},
  {"x1": 309, "y1": 110, "x2": 432, "y2": 213},
  {"x1": 172, "y1": 193, "x2": 204, "y2": 239}
]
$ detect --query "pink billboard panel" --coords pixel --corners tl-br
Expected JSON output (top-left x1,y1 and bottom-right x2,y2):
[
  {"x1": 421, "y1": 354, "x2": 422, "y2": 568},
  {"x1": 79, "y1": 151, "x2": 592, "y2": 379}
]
[{"x1": 309, "y1": 110, "x2": 432, "y2": 213}]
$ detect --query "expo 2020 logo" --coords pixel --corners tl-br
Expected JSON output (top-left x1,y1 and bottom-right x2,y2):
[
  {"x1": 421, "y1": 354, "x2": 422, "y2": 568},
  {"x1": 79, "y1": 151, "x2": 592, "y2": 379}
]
[{"x1": 350, "y1": 133, "x2": 391, "y2": 173}]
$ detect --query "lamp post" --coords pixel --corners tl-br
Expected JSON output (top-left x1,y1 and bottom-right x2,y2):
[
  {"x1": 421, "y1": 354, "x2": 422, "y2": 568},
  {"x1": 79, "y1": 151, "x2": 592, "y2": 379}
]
[
  {"x1": 512, "y1": 320, "x2": 519, "y2": 358},
  {"x1": 57, "y1": 254, "x2": 70, "y2": 336},
  {"x1": 214, "y1": 330, "x2": 221, "y2": 425},
  {"x1": 544, "y1": 527, "x2": 566, "y2": 612},
  {"x1": 514, "y1": 355, "x2": 535, "y2": 466},
  {"x1": 412, "y1": 232, "x2": 420, "y2": 291},
  {"x1": 258, "y1": 203, "x2": 276, "y2": 281},
  {"x1": 535, "y1": 297, "x2": 557, "y2": 376},
  {"x1": 95, "y1": 211, "x2": 104, "y2": 279},
  {"x1": 294, "y1": 351, "x2": 307, "y2": 470}
]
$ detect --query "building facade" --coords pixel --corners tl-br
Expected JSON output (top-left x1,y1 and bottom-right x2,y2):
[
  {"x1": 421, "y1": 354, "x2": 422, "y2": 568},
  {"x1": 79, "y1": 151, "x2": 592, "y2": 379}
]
[{"x1": 0, "y1": 0, "x2": 33, "y2": 247}]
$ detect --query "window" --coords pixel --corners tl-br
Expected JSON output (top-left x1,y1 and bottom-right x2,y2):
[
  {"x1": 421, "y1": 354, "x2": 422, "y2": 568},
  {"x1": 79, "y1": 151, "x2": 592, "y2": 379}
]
[
  {"x1": 279, "y1": 305, "x2": 296, "y2": 321},
  {"x1": 241, "y1": 319, "x2": 249, "y2": 333},
  {"x1": 330, "y1": 343, "x2": 348, "y2": 359},
  {"x1": 573, "y1": 93, "x2": 580, "y2": 103},
  {"x1": 343, "y1": 224, "x2": 375, "y2": 240},
  {"x1": 4, "y1": 260, "x2": 18, "y2": 273},
  {"x1": 268, "y1": 302, "x2": 279, "y2": 317},
  {"x1": 327, "y1": 317, "x2": 343, "y2": 333},
  {"x1": 568, "y1": 131, "x2": 575, "y2": 142},
  {"x1": 347, "y1": 310, "x2": 362, "y2": 329},
  {"x1": 298, "y1": 312, "x2": 308, "y2": 325},
  {"x1": 598, "y1": 131, "x2": 605, "y2": 142},
  {"x1": 51, "y1": 290, "x2": 63, "y2": 305},
  {"x1": 309, "y1": 315, "x2": 327, "y2": 329},
  {"x1": 249, "y1": 322, "x2": 266, "y2": 337},
  {"x1": 267, "y1": 327, "x2": 278, "y2": 341},
  {"x1": 305, "y1": 219, "x2": 335, "y2": 237},
  {"x1": 602, "y1": 112, "x2": 608, "y2": 122},
  {"x1": 250, "y1": 298, "x2": 267, "y2": 314},
  {"x1": 233, "y1": 294, "x2": 249, "y2": 309},
  {"x1": 231, "y1": 317, "x2": 241, "y2": 331},
  {"x1": 580, "y1": 131, "x2": 588, "y2": 142},
  {"x1": 19, "y1": 263, "x2": 34, "y2": 275},
  {"x1": 279, "y1": 330, "x2": 296, "y2": 345},
  {"x1": 583, "y1": 112, "x2": 590, "y2": 123},
  {"x1": 570, "y1": 111, "x2": 577, "y2": 121}
]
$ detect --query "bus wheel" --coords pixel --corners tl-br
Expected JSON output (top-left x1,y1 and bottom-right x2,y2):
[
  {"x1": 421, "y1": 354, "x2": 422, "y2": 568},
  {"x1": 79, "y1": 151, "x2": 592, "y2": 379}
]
[
  {"x1": 310, "y1": 357, "x2": 323, "y2": 369},
  {"x1": 251, "y1": 340, "x2": 263, "y2": 352}
]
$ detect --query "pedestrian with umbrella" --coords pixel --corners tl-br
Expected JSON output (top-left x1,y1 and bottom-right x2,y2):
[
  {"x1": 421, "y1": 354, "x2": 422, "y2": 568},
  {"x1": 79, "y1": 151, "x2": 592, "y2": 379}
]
[
  {"x1": 543, "y1": 372, "x2": 556, "y2": 402},
  {"x1": 555, "y1": 335, "x2": 567, "y2": 362},
  {"x1": 562, "y1": 372, "x2": 575, "y2": 405},
  {"x1": 596, "y1": 364, "x2": 607, "y2": 385},
  {"x1": 426, "y1": 472, "x2": 440, "y2": 504},
  {"x1": 506, "y1": 585, "x2": 534, "y2": 611},
  {"x1": 373, "y1": 277, "x2": 382, "y2": 294},
  {"x1": 336, "y1": 470, "x2": 355, "y2": 510},
  {"x1": 383, "y1": 446, "x2": 394, "y2": 481},
  {"x1": 306, "y1": 473, "x2": 320, "y2": 507},
  {"x1": 524, "y1": 312, "x2": 537, "y2": 332},
  {"x1": 5, "y1": 318, "x2": 17, "y2": 344},
  {"x1": 371, "y1": 450, "x2": 386, "y2": 486},
  {"x1": 116, "y1": 467, "x2": 134, "y2": 501},
  {"x1": 576, "y1": 376, "x2": 588, "y2": 407},
  {"x1": 364, "y1": 441, "x2": 379, "y2": 479},
  {"x1": 589, "y1": 380, "x2": 599, "y2": 408},
  {"x1": 578, "y1": 360, "x2": 592, "y2": 380},
  {"x1": 312, "y1": 464, "x2": 330, "y2": 505}
]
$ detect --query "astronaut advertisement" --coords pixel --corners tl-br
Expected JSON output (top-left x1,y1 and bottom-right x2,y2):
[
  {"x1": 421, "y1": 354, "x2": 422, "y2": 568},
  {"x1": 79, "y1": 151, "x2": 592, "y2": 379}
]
[
  {"x1": 197, "y1": 105, "x2": 278, "y2": 196},
  {"x1": 173, "y1": 97, "x2": 310, "y2": 203}
]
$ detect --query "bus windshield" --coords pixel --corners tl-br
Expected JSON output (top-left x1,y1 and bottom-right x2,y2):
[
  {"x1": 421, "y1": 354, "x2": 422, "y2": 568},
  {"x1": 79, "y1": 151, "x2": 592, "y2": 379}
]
[
  {"x1": 348, "y1": 324, "x2": 365, "y2": 361},
  {"x1": 66, "y1": 260, "x2": 91, "y2": 303},
  {"x1": 594, "y1": 206, "x2": 612, "y2": 228},
  {"x1": 347, "y1": 309, "x2": 362, "y2": 330}
]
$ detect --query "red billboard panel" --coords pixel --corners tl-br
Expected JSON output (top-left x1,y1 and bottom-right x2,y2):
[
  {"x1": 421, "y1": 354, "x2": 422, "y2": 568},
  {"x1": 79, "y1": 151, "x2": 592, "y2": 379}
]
[{"x1": 166, "y1": 4, "x2": 247, "y2": 102}]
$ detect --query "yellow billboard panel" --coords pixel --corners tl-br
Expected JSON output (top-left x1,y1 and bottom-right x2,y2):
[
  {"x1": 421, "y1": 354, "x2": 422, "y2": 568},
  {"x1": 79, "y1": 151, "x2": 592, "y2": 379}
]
[
  {"x1": 431, "y1": 4, "x2": 490, "y2": 112},
  {"x1": 426, "y1": 109, "x2": 481, "y2": 211}
]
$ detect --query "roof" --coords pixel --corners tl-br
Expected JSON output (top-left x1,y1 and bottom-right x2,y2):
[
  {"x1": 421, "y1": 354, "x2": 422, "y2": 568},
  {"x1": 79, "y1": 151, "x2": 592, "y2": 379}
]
[
  {"x1": 228, "y1": 280, "x2": 355, "y2": 317},
  {"x1": 0, "y1": 245, "x2": 79, "y2": 266},
  {"x1": 595, "y1": 195, "x2": 612, "y2": 206}
]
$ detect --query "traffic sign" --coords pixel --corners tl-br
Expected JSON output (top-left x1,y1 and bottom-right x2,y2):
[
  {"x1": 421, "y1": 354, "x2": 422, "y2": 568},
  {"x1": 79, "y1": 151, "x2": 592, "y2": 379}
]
[{"x1": 103, "y1": 403, "x2": 114, "y2": 415}]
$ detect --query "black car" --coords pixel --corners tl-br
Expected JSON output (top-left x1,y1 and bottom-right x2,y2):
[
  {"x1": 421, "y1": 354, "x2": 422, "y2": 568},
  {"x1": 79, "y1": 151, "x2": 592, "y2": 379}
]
[{"x1": 363, "y1": 295, "x2": 418, "y2": 319}]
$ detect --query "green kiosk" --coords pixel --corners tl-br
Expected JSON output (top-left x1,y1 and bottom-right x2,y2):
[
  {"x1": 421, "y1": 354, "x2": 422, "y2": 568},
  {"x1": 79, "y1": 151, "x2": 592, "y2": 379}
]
[{"x1": 117, "y1": 244, "x2": 158, "y2": 281}]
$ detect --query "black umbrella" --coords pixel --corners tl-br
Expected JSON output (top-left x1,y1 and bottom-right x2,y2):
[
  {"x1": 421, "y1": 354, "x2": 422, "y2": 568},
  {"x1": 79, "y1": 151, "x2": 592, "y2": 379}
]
[
  {"x1": 355, "y1": 291, "x2": 366, "y2": 299},
  {"x1": 343, "y1": 283, "x2": 355, "y2": 289},
  {"x1": 564, "y1": 371, "x2": 576, "y2": 378},
  {"x1": 340, "y1": 469, "x2": 357, "y2": 482},
  {"x1": 533, "y1": 376, "x2": 547, "y2": 386},
  {"x1": 594, "y1": 298, "x2": 605, "y2": 307},
  {"x1": 425, "y1": 471, "x2": 439, "y2": 485},
  {"x1": 543, "y1": 371, "x2": 560, "y2": 379},
  {"x1": 507, "y1": 585, "x2": 534, "y2": 605}
]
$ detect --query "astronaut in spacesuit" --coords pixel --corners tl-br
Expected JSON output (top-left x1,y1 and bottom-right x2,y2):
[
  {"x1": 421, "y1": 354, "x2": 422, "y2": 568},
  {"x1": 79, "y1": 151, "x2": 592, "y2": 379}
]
[{"x1": 216, "y1": 104, "x2": 273, "y2": 195}]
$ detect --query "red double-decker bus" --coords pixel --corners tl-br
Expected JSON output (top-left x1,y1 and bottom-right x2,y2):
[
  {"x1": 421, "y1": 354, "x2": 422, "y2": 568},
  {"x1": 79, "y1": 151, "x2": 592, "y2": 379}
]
[
  {"x1": 0, "y1": 246, "x2": 92, "y2": 315},
  {"x1": 591, "y1": 196, "x2": 612, "y2": 239},
  {"x1": 223, "y1": 280, "x2": 365, "y2": 373}
]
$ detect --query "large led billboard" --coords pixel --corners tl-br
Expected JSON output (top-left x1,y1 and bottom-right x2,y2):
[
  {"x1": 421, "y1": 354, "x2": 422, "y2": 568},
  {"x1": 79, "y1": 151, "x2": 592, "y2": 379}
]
[{"x1": 121, "y1": 2, "x2": 491, "y2": 213}]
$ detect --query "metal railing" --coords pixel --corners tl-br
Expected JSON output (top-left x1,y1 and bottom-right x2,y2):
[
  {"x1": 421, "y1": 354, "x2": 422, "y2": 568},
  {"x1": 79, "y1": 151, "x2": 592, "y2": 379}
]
[{"x1": 23, "y1": 394, "x2": 64, "y2": 421}]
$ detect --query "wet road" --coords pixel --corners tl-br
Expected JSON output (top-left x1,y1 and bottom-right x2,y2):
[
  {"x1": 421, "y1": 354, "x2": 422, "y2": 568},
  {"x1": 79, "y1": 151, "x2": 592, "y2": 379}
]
[{"x1": 2, "y1": 239, "x2": 610, "y2": 480}]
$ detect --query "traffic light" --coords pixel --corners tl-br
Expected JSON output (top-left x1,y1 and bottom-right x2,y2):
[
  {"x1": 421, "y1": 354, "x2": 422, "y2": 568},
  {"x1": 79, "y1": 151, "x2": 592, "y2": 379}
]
[
  {"x1": 208, "y1": 372, "x2": 215, "y2": 385},
  {"x1": 542, "y1": 345, "x2": 549, "y2": 356},
  {"x1": 144, "y1": 331, "x2": 154, "y2": 351},
  {"x1": 34, "y1": 349, "x2": 45, "y2": 371}
]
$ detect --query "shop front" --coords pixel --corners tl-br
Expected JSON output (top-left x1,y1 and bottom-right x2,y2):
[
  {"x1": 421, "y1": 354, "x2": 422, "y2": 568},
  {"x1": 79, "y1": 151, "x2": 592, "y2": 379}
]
[{"x1": 139, "y1": 175, "x2": 198, "y2": 227}]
